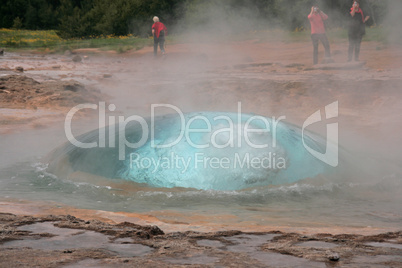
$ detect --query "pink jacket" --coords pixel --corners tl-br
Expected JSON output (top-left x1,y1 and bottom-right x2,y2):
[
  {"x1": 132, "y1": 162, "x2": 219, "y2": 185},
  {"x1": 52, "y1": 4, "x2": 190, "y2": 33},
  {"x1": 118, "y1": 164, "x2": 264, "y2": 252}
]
[{"x1": 308, "y1": 12, "x2": 328, "y2": 34}]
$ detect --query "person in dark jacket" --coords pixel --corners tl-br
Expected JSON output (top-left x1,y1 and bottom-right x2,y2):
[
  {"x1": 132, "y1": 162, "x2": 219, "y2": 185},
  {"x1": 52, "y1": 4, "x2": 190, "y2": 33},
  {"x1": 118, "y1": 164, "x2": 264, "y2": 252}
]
[
  {"x1": 152, "y1": 16, "x2": 167, "y2": 56},
  {"x1": 348, "y1": 0, "x2": 370, "y2": 61}
]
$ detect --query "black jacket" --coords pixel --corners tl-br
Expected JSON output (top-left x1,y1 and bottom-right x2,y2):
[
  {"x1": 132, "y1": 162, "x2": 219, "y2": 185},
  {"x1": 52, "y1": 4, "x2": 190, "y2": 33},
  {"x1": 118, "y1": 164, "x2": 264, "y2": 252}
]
[{"x1": 348, "y1": 10, "x2": 366, "y2": 37}]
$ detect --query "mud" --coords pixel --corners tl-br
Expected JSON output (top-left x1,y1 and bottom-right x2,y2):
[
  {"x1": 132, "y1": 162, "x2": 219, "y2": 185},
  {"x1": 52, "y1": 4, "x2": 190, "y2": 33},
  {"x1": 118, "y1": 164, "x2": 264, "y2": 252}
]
[{"x1": 0, "y1": 213, "x2": 401, "y2": 267}]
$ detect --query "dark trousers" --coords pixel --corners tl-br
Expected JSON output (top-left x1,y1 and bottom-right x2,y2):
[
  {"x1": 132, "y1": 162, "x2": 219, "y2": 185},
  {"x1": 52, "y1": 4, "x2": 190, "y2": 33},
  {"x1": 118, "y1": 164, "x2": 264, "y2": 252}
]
[
  {"x1": 348, "y1": 34, "x2": 363, "y2": 61},
  {"x1": 311, "y1": 34, "x2": 331, "y2": 65},
  {"x1": 154, "y1": 36, "x2": 165, "y2": 56}
]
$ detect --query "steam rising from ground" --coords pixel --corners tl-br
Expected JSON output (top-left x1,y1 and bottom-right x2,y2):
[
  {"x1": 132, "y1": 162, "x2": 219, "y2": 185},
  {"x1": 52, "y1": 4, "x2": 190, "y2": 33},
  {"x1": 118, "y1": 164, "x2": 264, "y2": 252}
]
[
  {"x1": 0, "y1": 0, "x2": 401, "y2": 233},
  {"x1": 386, "y1": 1, "x2": 402, "y2": 43}
]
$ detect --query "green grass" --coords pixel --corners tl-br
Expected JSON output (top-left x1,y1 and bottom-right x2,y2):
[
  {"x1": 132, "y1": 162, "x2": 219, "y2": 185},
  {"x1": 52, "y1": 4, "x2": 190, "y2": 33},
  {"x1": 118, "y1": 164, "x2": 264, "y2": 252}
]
[
  {"x1": 0, "y1": 28, "x2": 152, "y2": 53},
  {"x1": 363, "y1": 26, "x2": 389, "y2": 42},
  {"x1": 327, "y1": 26, "x2": 388, "y2": 43},
  {"x1": 0, "y1": 28, "x2": 61, "y2": 48}
]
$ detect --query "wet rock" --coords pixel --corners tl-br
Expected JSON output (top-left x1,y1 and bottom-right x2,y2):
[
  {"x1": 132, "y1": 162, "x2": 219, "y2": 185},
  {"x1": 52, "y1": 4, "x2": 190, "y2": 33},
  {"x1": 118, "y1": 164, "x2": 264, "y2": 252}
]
[
  {"x1": 72, "y1": 55, "x2": 82, "y2": 62},
  {"x1": 15, "y1": 66, "x2": 24, "y2": 72},
  {"x1": 327, "y1": 252, "x2": 340, "y2": 261},
  {"x1": 115, "y1": 221, "x2": 164, "y2": 236},
  {"x1": 64, "y1": 83, "x2": 85, "y2": 92},
  {"x1": 150, "y1": 225, "x2": 164, "y2": 236}
]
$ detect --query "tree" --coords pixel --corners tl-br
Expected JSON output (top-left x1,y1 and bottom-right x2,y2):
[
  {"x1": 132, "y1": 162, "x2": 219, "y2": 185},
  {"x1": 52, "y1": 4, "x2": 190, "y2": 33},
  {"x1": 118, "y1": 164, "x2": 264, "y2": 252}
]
[
  {"x1": 365, "y1": 0, "x2": 388, "y2": 26},
  {"x1": 13, "y1": 17, "x2": 23, "y2": 29},
  {"x1": 0, "y1": 0, "x2": 389, "y2": 37}
]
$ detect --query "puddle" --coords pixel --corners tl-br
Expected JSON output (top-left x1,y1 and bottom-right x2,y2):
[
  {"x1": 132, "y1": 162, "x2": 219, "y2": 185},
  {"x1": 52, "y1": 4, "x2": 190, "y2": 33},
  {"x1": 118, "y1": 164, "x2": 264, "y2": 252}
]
[
  {"x1": 351, "y1": 255, "x2": 402, "y2": 265},
  {"x1": 365, "y1": 242, "x2": 402, "y2": 250},
  {"x1": 107, "y1": 243, "x2": 152, "y2": 258},
  {"x1": 249, "y1": 251, "x2": 326, "y2": 268},
  {"x1": 2, "y1": 222, "x2": 153, "y2": 257},
  {"x1": 4, "y1": 225, "x2": 110, "y2": 251},
  {"x1": 296, "y1": 241, "x2": 338, "y2": 249},
  {"x1": 17, "y1": 222, "x2": 82, "y2": 236},
  {"x1": 197, "y1": 239, "x2": 225, "y2": 248},
  {"x1": 225, "y1": 234, "x2": 279, "y2": 253},
  {"x1": 223, "y1": 234, "x2": 325, "y2": 267}
]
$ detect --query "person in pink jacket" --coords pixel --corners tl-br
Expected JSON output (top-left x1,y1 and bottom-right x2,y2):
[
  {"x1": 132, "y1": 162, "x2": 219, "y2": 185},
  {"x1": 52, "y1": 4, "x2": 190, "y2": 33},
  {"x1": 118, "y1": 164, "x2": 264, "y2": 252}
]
[{"x1": 308, "y1": 5, "x2": 331, "y2": 65}]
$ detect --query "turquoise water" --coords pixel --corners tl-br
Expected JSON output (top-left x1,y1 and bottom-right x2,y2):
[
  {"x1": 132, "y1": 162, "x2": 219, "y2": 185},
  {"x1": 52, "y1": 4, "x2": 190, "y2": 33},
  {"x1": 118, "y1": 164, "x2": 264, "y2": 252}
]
[
  {"x1": 0, "y1": 114, "x2": 401, "y2": 230},
  {"x1": 47, "y1": 112, "x2": 329, "y2": 191}
]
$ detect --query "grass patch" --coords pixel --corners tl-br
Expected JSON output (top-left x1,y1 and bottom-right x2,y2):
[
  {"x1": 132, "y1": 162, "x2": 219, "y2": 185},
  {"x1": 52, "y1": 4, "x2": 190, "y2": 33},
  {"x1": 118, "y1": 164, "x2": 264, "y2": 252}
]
[
  {"x1": 326, "y1": 26, "x2": 389, "y2": 44},
  {"x1": 363, "y1": 26, "x2": 388, "y2": 43},
  {"x1": 0, "y1": 29, "x2": 152, "y2": 53},
  {"x1": 0, "y1": 29, "x2": 61, "y2": 48}
]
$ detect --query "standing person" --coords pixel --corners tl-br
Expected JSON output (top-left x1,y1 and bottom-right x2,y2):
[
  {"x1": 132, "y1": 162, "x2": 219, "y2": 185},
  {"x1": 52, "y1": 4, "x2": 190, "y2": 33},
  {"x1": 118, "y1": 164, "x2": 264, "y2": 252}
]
[
  {"x1": 152, "y1": 16, "x2": 167, "y2": 56},
  {"x1": 308, "y1": 5, "x2": 331, "y2": 65},
  {"x1": 348, "y1": 0, "x2": 370, "y2": 61}
]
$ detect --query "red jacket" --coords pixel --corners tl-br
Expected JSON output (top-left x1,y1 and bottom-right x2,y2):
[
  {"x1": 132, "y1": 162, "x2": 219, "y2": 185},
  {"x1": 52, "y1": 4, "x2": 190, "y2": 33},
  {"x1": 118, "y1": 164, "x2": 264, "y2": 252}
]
[
  {"x1": 308, "y1": 12, "x2": 328, "y2": 34},
  {"x1": 152, "y1": 22, "x2": 167, "y2": 38}
]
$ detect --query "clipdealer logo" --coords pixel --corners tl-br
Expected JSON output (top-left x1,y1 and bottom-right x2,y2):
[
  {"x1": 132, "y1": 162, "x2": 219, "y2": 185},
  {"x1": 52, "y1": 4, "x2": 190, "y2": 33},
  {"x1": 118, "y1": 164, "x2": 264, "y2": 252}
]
[
  {"x1": 302, "y1": 101, "x2": 339, "y2": 167},
  {"x1": 64, "y1": 102, "x2": 339, "y2": 167}
]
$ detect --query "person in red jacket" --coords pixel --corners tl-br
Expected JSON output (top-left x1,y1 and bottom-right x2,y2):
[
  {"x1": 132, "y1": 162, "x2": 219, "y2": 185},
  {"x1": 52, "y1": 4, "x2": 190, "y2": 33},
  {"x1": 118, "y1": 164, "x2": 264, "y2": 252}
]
[
  {"x1": 152, "y1": 16, "x2": 167, "y2": 56},
  {"x1": 308, "y1": 5, "x2": 331, "y2": 65}
]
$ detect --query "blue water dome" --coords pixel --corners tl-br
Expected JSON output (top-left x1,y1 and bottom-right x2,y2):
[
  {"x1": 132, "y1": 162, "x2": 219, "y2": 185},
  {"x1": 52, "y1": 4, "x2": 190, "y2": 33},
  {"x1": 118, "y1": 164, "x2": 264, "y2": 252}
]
[
  {"x1": 117, "y1": 112, "x2": 328, "y2": 190},
  {"x1": 48, "y1": 112, "x2": 330, "y2": 191}
]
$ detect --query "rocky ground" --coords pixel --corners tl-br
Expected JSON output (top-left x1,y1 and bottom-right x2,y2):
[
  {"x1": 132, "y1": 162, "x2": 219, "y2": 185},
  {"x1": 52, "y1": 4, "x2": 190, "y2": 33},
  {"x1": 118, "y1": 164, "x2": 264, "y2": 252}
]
[
  {"x1": 0, "y1": 75, "x2": 102, "y2": 109},
  {"x1": 0, "y1": 213, "x2": 401, "y2": 267},
  {"x1": 0, "y1": 50, "x2": 108, "y2": 134},
  {"x1": 0, "y1": 75, "x2": 104, "y2": 134}
]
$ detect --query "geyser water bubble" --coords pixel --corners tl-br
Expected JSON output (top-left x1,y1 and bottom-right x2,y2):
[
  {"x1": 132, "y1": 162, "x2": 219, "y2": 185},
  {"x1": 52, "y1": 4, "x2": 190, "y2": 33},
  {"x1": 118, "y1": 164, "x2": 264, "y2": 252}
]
[{"x1": 47, "y1": 112, "x2": 330, "y2": 191}]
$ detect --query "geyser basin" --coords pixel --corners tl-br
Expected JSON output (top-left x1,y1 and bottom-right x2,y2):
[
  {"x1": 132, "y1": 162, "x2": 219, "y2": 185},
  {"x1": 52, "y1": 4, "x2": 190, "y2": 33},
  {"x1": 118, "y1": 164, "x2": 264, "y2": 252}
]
[{"x1": 48, "y1": 112, "x2": 329, "y2": 191}]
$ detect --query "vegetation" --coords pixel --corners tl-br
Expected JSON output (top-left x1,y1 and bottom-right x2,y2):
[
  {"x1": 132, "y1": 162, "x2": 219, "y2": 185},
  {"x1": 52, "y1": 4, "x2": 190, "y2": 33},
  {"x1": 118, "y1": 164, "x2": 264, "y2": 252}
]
[
  {"x1": 0, "y1": 0, "x2": 394, "y2": 52},
  {"x1": 0, "y1": 28, "x2": 151, "y2": 52},
  {"x1": 0, "y1": 0, "x2": 389, "y2": 38}
]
